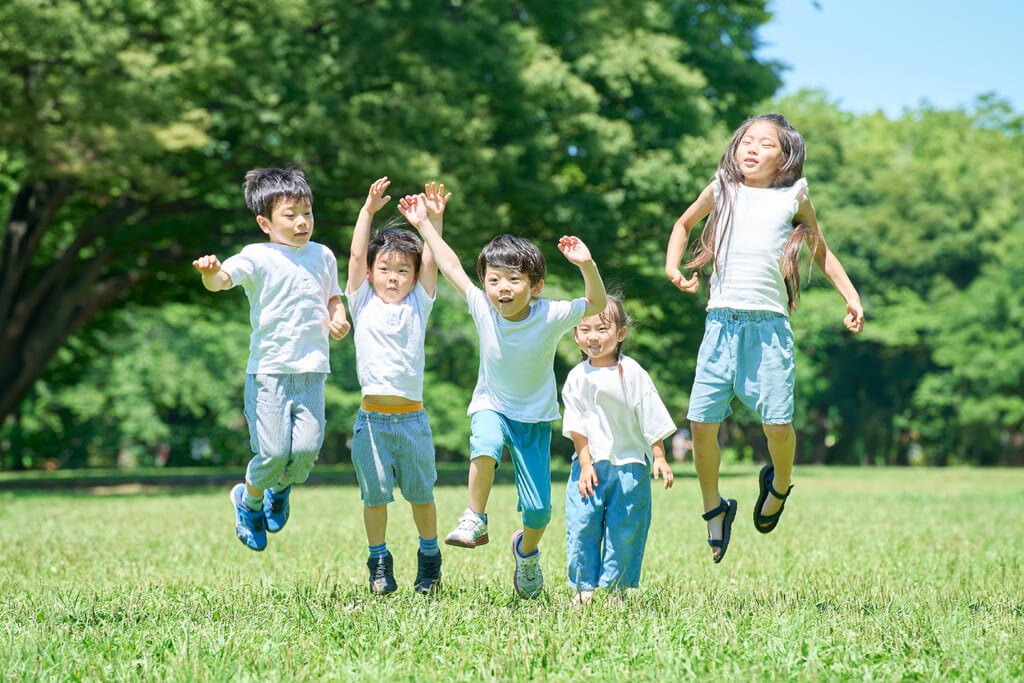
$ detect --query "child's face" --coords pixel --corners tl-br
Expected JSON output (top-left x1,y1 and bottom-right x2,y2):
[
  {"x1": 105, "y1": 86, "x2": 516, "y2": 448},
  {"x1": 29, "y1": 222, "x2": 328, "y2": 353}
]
[
  {"x1": 483, "y1": 265, "x2": 543, "y2": 322},
  {"x1": 370, "y1": 250, "x2": 417, "y2": 304},
  {"x1": 735, "y1": 120, "x2": 784, "y2": 188},
  {"x1": 574, "y1": 313, "x2": 626, "y2": 367},
  {"x1": 258, "y1": 197, "x2": 314, "y2": 247}
]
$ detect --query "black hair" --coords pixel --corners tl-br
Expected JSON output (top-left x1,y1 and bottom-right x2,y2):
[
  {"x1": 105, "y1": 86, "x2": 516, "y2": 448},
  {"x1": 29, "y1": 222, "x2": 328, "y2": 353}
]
[
  {"x1": 475, "y1": 234, "x2": 546, "y2": 286},
  {"x1": 367, "y1": 223, "x2": 424, "y2": 274},
  {"x1": 243, "y1": 167, "x2": 313, "y2": 217}
]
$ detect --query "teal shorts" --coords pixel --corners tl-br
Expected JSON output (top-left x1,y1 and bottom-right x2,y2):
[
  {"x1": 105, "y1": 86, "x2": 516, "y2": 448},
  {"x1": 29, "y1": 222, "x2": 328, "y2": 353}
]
[
  {"x1": 470, "y1": 410, "x2": 552, "y2": 530},
  {"x1": 686, "y1": 308, "x2": 795, "y2": 425}
]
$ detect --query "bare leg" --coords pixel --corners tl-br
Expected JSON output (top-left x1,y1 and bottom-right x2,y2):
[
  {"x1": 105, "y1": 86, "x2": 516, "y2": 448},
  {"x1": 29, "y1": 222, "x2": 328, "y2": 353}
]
[
  {"x1": 691, "y1": 420, "x2": 727, "y2": 559},
  {"x1": 364, "y1": 504, "x2": 388, "y2": 547},
  {"x1": 761, "y1": 423, "x2": 795, "y2": 518},
  {"x1": 410, "y1": 501, "x2": 437, "y2": 542},
  {"x1": 467, "y1": 455, "x2": 496, "y2": 515}
]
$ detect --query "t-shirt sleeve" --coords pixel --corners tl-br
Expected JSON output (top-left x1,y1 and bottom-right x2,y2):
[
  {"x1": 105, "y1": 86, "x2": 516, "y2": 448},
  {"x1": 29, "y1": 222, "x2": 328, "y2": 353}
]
[
  {"x1": 325, "y1": 249, "x2": 343, "y2": 300},
  {"x1": 413, "y1": 281, "x2": 436, "y2": 317},
  {"x1": 220, "y1": 249, "x2": 256, "y2": 290},
  {"x1": 560, "y1": 367, "x2": 587, "y2": 439},
  {"x1": 628, "y1": 360, "x2": 676, "y2": 446},
  {"x1": 347, "y1": 278, "x2": 372, "y2": 321}
]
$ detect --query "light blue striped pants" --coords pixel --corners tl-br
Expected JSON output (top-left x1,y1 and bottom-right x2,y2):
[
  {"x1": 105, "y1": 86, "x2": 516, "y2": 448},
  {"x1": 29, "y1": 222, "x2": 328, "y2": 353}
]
[{"x1": 243, "y1": 373, "x2": 326, "y2": 490}]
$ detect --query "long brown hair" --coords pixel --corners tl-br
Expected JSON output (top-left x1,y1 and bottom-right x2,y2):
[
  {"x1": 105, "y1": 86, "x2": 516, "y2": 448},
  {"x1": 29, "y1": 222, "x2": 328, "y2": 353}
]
[{"x1": 685, "y1": 114, "x2": 814, "y2": 311}]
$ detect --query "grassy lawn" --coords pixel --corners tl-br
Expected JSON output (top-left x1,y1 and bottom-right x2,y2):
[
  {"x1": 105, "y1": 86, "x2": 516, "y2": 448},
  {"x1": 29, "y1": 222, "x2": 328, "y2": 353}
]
[{"x1": 1, "y1": 466, "x2": 1021, "y2": 681}]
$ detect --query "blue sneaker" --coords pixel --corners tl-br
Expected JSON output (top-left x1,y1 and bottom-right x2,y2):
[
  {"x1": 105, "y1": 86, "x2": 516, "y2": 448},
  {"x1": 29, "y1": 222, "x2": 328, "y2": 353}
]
[
  {"x1": 230, "y1": 483, "x2": 267, "y2": 551},
  {"x1": 264, "y1": 485, "x2": 291, "y2": 533}
]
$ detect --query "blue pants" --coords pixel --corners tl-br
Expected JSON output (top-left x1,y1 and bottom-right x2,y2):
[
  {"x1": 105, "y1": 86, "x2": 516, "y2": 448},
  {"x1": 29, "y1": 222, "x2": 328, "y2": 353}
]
[
  {"x1": 565, "y1": 459, "x2": 652, "y2": 590},
  {"x1": 243, "y1": 373, "x2": 326, "y2": 490}
]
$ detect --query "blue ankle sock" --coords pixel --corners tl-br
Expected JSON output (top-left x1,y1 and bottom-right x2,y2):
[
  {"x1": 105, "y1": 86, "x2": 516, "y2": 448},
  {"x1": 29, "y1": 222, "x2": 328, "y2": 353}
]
[
  {"x1": 515, "y1": 536, "x2": 539, "y2": 558},
  {"x1": 242, "y1": 489, "x2": 262, "y2": 511},
  {"x1": 470, "y1": 509, "x2": 487, "y2": 524},
  {"x1": 419, "y1": 536, "x2": 440, "y2": 556},
  {"x1": 369, "y1": 543, "x2": 388, "y2": 559}
]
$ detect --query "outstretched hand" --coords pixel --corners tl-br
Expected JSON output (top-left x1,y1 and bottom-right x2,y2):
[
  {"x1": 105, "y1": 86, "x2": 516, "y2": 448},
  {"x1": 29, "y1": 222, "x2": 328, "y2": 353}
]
[
  {"x1": 364, "y1": 177, "x2": 391, "y2": 214},
  {"x1": 666, "y1": 268, "x2": 700, "y2": 294},
  {"x1": 421, "y1": 182, "x2": 452, "y2": 220},
  {"x1": 844, "y1": 300, "x2": 864, "y2": 333},
  {"x1": 557, "y1": 235, "x2": 594, "y2": 266},
  {"x1": 398, "y1": 194, "x2": 428, "y2": 228},
  {"x1": 192, "y1": 254, "x2": 222, "y2": 276}
]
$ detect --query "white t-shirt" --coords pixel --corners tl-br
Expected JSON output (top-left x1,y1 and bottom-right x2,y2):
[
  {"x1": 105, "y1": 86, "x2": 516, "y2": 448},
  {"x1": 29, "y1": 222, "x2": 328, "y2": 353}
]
[
  {"x1": 466, "y1": 284, "x2": 587, "y2": 422},
  {"x1": 347, "y1": 278, "x2": 434, "y2": 400},
  {"x1": 707, "y1": 176, "x2": 809, "y2": 315},
  {"x1": 561, "y1": 355, "x2": 676, "y2": 467},
  {"x1": 221, "y1": 241, "x2": 342, "y2": 374}
]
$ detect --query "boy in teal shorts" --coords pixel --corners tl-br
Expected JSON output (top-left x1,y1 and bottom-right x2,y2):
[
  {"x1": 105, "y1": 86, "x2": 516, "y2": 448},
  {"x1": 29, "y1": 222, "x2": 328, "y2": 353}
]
[{"x1": 402, "y1": 193, "x2": 606, "y2": 598}]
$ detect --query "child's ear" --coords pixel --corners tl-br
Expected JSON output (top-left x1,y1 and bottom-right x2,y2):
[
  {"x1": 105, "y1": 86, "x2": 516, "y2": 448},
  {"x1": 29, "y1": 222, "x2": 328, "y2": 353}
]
[
  {"x1": 617, "y1": 325, "x2": 628, "y2": 342},
  {"x1": 256, "y1": 215, "x2": 272, "y2": 235},
  {"x1": 531, "y1": 279, "x2": 544, "y2": 298}
]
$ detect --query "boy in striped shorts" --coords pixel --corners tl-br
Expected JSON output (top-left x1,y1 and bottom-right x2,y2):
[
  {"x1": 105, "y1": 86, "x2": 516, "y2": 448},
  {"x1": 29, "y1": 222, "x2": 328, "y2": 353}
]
[{"x1": 345, "y1": 177, "x2": 450, "y2": 595}]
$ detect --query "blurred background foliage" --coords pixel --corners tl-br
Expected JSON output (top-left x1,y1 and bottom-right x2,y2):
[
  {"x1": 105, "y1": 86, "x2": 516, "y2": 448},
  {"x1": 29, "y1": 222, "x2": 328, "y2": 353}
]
[{"x1": 2, "y1": 0, "x2": 1023, "y2": 470}]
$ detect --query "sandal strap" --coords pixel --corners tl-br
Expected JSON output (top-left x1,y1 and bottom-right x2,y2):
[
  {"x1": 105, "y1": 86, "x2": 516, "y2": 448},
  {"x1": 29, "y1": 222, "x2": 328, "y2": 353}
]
[
  {"x1": 767, "y1": 480, "x2": 794, "y2": 502},
  {"x1": 702, "y1": 498, "x2": 729, "y2": 521},
  {"x1": 707, "y1": 538, "x2": 723, "y2": 548}
]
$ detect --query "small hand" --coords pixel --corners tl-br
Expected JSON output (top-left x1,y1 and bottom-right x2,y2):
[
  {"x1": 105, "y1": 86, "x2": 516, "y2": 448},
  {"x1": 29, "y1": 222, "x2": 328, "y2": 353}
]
[
  {"x1": 192, "y1": 254, "x2": 222, "y2": 276},
  {"x1": 844, "y1": 300, "x2": 864, "y2": 334},
  {"x1": 578, "y1": 463, "x2": 598, "y2": 500},
  {"x1": 667, "y1": 268, "x2": 700, "y2": 294},
  {"x1": 364, "y1": 177, "x2": 391, "y2": 214},
  {"x1": 398, "y1": 194, "x2": 428, "y2": 227},
  {"x1": 558, "y1": 235, "x2": 593, "y2": 266},
  {"x1": 421, "y1": 182, "x2": 452, "y2": 219},
  {"x1": 652, "y1": 459, "x2": 674, "y2": 490},
  {"x1": 329, "y1": 317, "x2": 351, "y2": 341}
]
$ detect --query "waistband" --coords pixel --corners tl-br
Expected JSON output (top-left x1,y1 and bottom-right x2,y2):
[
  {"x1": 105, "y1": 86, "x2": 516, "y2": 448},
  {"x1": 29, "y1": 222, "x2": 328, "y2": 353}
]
[
  {"x1": 361, "y1": 400, "x2": 424, "y2": 414},
  {"x1": 707, "y1": 307, "x2": 786, "y2": 322}
]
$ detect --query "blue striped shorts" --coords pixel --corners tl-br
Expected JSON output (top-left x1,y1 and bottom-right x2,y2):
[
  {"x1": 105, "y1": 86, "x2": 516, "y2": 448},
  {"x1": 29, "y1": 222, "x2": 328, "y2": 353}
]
[
  {"x1": 244, "y1": 373, "x2": 326, "y2": 490},
  {"x1": 351, "y1": 408, "x2": 436, "y2": 507}
]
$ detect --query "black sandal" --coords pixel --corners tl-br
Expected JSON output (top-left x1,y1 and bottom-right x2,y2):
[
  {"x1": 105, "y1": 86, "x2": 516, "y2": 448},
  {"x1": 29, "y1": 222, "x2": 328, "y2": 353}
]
[
  {"x1": 753, "y1": 464, "x2": 793, "y2": 534},
  {"x1": 702, "y1": 498, "x2": 737, "y2": 564}
]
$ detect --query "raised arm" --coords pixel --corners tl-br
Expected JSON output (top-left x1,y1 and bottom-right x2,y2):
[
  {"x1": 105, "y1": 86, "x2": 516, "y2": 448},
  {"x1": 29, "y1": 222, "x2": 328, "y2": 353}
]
[
  {"x1": 399, "y1": 194, "x2": 472, "y2": 300},
  {"x1": 347, "y1": 177, "x2": 391, "y2": 295},
  {"x1": 557, "y1": 236, "x2": 606, "y2": 317},
  {"x1": 193, "y1": 254, "x2": 232, "y2": 292},
  {"x1": 665, "y1": 181, "x2": 716, "y2": 293},
  {"x1": 417, "y1": 182, "x2": 452, "y2": 298},
  {"x1": 794, "y1": 196, "x2": 864, "y2": 333}
]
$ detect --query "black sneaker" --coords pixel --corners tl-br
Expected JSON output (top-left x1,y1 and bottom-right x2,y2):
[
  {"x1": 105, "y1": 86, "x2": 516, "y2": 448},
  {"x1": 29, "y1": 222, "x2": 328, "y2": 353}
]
[
  {"x1": 367, "y1": 551, "x2": 397, "y2": 595},
  {"x1": 414, "y1": 550, "x2": 443, "y2": 594}
]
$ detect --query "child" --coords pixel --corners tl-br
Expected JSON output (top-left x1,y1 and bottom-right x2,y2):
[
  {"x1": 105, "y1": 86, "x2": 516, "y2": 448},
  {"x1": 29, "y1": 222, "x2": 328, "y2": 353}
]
[
  {"x1": 665, "y1": 114, "x2": 864, "y2": 563},
  {"x1": 345, "y1": 177, "x2": 450, "y2": 595},
  {"x1": 562, "y1": 295, "x2": 676, "y2": 605},
  {"x1": 192, "y1": 167, "x2": 350, "y2": 552},
  {"x1": 400, "y1": 195, "x2": 606, "y2": 599}
]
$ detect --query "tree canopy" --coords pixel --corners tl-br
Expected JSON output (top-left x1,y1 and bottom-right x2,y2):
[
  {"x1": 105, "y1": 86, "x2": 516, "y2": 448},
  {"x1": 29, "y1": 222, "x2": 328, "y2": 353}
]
[{"x1": 3, "y1": 1, "x2": 1024, "y2": 469}]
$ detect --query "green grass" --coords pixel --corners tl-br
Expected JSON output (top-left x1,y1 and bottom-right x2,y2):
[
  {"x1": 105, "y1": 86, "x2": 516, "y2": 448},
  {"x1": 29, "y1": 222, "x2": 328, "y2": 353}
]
[{"x1": 1, "y1": 466, "x2": 1022, "y2": 681}]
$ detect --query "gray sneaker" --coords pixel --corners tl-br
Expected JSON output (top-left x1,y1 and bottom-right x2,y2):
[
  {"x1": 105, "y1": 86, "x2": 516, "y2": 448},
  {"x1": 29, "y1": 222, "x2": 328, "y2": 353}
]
[
  {"x1": 444, "y1": 508, "x2": 489, "y2": 548},
  {"x1": 510, "y1": 530, "x2": 543, "y2": 599}
]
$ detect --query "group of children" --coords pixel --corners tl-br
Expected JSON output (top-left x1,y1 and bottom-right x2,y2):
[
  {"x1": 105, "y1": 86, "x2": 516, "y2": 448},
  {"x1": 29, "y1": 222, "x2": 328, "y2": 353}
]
[{"x1": 193, "y1": 114, "x2": 864, "y2": 600}]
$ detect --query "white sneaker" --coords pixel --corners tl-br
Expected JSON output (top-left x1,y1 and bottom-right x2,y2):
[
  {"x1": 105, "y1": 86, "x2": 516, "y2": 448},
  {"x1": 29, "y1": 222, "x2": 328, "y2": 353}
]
[
  {"x1": 571, "y1": 590, "x2": 594, "y2": 606},
  {"x1": 510, "y1": 530, "x2": 543, "y2": 599},
  {"x1": 444, "y1": 508, "x2": 489, "y2": 548}
]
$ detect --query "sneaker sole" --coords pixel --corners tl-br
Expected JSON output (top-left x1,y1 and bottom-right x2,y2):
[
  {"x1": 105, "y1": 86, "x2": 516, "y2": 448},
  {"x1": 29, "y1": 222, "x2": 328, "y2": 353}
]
[{"x1": 444, "y1": 534, "x2": 489, "y2": 548}]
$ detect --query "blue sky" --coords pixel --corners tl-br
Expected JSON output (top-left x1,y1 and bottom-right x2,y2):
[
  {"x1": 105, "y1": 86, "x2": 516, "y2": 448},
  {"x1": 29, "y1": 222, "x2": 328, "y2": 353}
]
[{"x1": 756, "y1": 0, "x2": 1024, "y2": 117}]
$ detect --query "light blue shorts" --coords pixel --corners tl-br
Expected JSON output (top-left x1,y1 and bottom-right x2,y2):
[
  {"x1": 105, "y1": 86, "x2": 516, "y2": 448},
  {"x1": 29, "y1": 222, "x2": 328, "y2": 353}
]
[
  {"x1": 565, "y1": 459, "x2": 652, "y2": 590},
  {"x1": 686, "y1": 308, "x2": 795, "y2": 425},
  {"x1": 244, "y1": 373, "x2": 326, "y2": 490},
  {"x1": 470, "y1": 410, "x2": 552, "y2": 530},
  {"x1": 351, "y1": 408, "x2": 436, "y2": 507}
]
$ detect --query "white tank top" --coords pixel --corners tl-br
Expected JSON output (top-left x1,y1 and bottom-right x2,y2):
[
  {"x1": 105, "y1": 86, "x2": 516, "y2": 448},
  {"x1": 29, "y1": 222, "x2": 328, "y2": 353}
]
[{"x1": 707, "y1": 176, "x2": 808, "y2": 316}]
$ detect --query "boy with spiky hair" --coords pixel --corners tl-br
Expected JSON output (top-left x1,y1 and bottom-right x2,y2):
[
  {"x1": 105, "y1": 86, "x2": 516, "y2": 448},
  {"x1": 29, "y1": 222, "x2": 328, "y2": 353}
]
[{"x1": 193, "y1": 167, "x2": 349, "y2": 551}]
